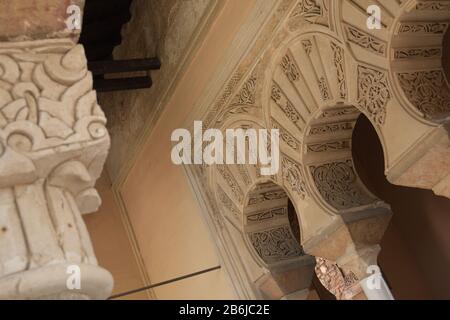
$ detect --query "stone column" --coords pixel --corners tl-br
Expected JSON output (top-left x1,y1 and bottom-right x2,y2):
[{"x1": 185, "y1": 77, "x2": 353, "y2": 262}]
[
  {"x1": 304, "y1": 207, "x2": 392, "y2": 300},
  {"x1": 0, "y1": 39, "x2": 112, "y2": 299}
]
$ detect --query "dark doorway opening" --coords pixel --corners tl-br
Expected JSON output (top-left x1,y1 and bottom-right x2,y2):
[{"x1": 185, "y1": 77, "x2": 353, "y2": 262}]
[{"x1": 352, "y1": 115, "x2": 450, "y2": 299}]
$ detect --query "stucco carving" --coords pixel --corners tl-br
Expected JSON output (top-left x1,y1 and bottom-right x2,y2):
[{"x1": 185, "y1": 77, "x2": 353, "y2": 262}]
[
  {"x1": 289, "y1": 0, "x2": 330, "y2": 28},
  {"x1": 357, "y1": 66, "x2": 390, "y2": 126},
  {"x1": 184, "y1": 0, "x2": 450, "y2": 300},
  {"x1": 0, "y1": 39, "x2": 111, "y2": 300},
  {"x1": 249, "y1": 226, "x2": 303, "y2": 264},
  {"x1": 345, "y1": 24, "x2": 386, "y2": 56},
  {"x1": 243, "y1": 181, "x2": 305, "y2": 271},
  {"x1": 330, "y1": 42, "x2": 347, "y2": 100},
  {"x1": 281, "y1": 156, "x2": 307, "y2": 199},
  {"x1": 247, "y1": 207, "x2": 287, "y2": 223}
]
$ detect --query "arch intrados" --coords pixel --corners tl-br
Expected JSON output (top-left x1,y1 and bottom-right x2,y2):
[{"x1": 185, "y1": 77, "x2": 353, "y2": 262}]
[
  {"x1": 387, "y1": 0, "x2": 450, "y2": 124},
  {"x1": 241, "y1": 179, "x2": 306, "y2": 269}
]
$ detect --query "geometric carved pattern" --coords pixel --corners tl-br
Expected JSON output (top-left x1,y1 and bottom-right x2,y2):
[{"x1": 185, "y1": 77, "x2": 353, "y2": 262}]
[
  {"x1": 247, "y1": 207, "x2": 287, "y2": 223},
  {"x1": 416, "y1": 2, "x2": 450, "y2": 10},
  {"x1": 280, "y1": 51, "x2": 300, "y2": 82},
  {"x1": 231, "y1": 71, "x2": 257, "y2": 106},
  {"x1": 249, "y1": 225, "x2": 303, "y2": 264},
  {"x1": 315, "y1": 257, "x2": 361, "y2": 300},
  {"x1": 271, "y1": 83, "x2": 304, "y2": 130},
  {"x1": 319, "y1": 106, "x2": 359, "y2": 118},
  {"x1": 357, "y1": 65, "x2": 391, "y2": 125},
  {"x1": 307, "y1": 140, "x2": 351, "y2": 153},
  {"x1": 309, "y1": 121, "x2": 354, "y2": 135},
  {"x1": 310, "y1": 160, "x2": 374, "y2": 210},
  {"x1": 394, "y1": 48, "x2": 442, "y2": 59},
  {"x1": 218, "y1": 186, "x2": 240, "y2": 219},
  {"x1": 237, "y1": 164, "x2": 252, "y2": 187},
  {"x1": 217, "y1": 165, "x2": 244, "y2": 204},
  {"x1": 192, "y1": 0, "x2": 450, "y2": 300},
  {"x1": 331, "y1": 42, "x2": 347, "y2": 99},
  {"x1": 345, "y1": 25, "x2": 386, "y2": 56},
  {"x1": 248, "y1": 189, "x2": 287, "y2": 206},
  {"x1": 272, "y1": 119, "x2": 300, "y2": 151},
  {"x1": 397, "y1": 70, "x2": 450, "y2": 118},
  {"x1": 0, "y1": 43, "x2": 107, "y2": 151},
  {"x1": 397, "y1": 22, "x2": 448, "y2": 35}
]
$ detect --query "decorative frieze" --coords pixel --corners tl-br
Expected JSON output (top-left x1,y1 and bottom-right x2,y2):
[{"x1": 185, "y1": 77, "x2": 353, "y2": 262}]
[
  {"x1": 319, "y1": 106, "x2": 359, "y2": 118},
  {"x1": 309, "y1": 121, "x2": 354, "y2": 135},
  {"x1": 230, "y1": 71, "x2": 257, "y2": 106},
  {"x1": 248, "y1": 190, "x2": 287, "y2": 206},
  {"x1": 397, "y1": 22, "x2": 448, "y2": 35},
  {"x1": 331, "y1": 42, "x2": 347, "y2": 100},
  {"x1": 282, "y1": 156, "x2": 307, "y2": 199},
  {"x1": 416, "y1": 1, "x2": 450, "y2": 10},
  {"x1": 394, "y1": 48, "x2": 442, "y2": 60},
  {"x1": 307, "y1": 140, "x2": 351, "y2": 153}
]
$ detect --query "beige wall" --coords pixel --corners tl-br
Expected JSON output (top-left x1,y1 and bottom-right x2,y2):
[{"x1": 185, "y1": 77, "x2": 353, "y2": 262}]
[
  {"x1": 86, "y1": 0, "x2": 263, "y2": 300},
  {"x1": 84, "y1": 172, "x2": 148, "y2": 300},
  {"x1": 117, "y1": 0, "x2": 260, "y2": 300}
]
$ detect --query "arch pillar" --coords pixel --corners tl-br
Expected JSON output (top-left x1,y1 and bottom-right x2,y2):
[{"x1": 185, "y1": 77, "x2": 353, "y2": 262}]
[
  {"x1": 0, "y1": 39, "x2": 112, "y2": 299},
  {"x1": 303, "y1": 207, "x2": 392, "y2": 299},
  {"x1": 255, "y1": 256, "x2": 316, "y2": 300},
  {"x1": 385, "y1": 125, "x2": 450, "y2": 199}
]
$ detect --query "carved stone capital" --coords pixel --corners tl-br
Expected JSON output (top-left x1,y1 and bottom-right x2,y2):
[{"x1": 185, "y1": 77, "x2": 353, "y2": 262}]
[{"x1": 0, "y1": 39, "x2": 112, "y2": 299}]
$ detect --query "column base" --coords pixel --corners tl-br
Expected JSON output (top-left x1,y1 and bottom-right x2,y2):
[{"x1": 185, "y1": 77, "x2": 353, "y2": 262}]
[{"x1": 0, "y1": 263, "x2": 113, "y2": 300}]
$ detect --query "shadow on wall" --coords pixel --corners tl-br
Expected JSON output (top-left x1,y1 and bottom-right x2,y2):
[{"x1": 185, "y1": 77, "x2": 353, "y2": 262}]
[{"x1": 352, "y1": 115, "x2": 450, "y2": 300}]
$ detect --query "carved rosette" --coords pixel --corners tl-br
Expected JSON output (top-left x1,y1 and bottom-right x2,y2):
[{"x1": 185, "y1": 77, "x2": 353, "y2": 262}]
[{"x1": 0, "y1": 39, "x2": 112, "y2": 300}]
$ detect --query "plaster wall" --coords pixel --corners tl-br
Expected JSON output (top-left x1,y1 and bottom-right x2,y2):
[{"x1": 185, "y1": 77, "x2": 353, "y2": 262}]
[{"x1": 108, "y1": 0, "x2": 263, "y2": 299}]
